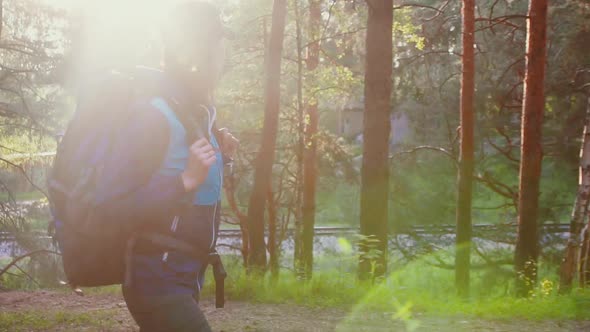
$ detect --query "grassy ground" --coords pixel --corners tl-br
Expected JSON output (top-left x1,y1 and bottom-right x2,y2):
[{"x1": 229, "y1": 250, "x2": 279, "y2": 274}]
[
  {"x1": 1, "y1": 181, "x2": 586, "y2": 330},
  {"x1": 220, "y1": 258, "x2": 590, "y2": 321},
  {"x1": 1, "y1": 290, "x2": 589, "y2": 332},
  {"x1": 4, "y1": 252, "x2": 590, "y2": 322},
  {"x1": 2, "y1": 256, "x2": 590, "y2": 331}
]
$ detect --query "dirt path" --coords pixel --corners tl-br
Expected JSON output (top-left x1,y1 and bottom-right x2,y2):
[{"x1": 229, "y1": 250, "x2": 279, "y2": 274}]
[{"x1": 1, "y1": 291, "x2": 589, "y2": 331}]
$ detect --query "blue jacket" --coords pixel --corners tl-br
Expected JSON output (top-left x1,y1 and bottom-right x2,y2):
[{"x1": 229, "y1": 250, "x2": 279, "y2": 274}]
[{"x1": 99, "y1": 68, "x2": 224, "y2": 295}]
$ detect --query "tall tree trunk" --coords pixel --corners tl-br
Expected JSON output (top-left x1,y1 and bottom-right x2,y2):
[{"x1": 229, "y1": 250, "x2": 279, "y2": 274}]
[
  {"x1": 358, "y1": 0, "x2": 392, "y2": 280},
  {"x1": 293, "y1": 0, "x2": 305, "y2": 276},
  {"x1": 247, "y1": 0, "x2": 288, "y2": 271},
  {"x1": 560, "y1": 95, "x2": 590, "y2": 292},
  {"x1": 267, "y1": 185, "x2": 279, "y2": 278},
  {"x1": 300, "y1": 0, "x2": 322, "y2": 280},
  {"x1": 455, "y1": 0, "x2": 475, "y2": 298},
  {"x1": 515, "y1": 0, "x2": 548, "y2": 296},
  {"x1": 0, "y1": 0, "x2": 3, "y2": 40},
  {"x1": 580, "y1": 221, "x2": 590, "y2": 286}
]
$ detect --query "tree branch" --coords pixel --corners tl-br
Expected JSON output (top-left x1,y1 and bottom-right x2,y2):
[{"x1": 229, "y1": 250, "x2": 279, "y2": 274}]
[
  {"x1": 390, "y1": 146, "x2": 458, "y2": 167},
  {"x1": 0, "y1": 157, "x2": 49, "y2": 198},
  {"x1": 0, "y1": 249, "x2": 61, "y2": 280}
]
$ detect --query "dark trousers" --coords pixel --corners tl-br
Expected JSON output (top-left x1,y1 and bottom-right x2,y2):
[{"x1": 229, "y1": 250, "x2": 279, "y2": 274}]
[{"x1": 123, "y1": 286, "x2": 212, "y2": 332}]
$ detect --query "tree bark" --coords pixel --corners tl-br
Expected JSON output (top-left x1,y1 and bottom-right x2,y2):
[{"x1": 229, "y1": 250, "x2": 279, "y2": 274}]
[
  {"x1": 455, "y1": 0, "x2": 475, "y2": 298},
  {"x1": 0, "y1": 0, "x2": 3, "y2": 40},
  {"x1": 358, "y1": 0, "x2": 393, "y2": 280},
  {"x1": 247, "y1": 0, "x2": 288, "y2": 271},
  {"x1": 293, "y1": 0, "x2": 305, "y2": 276},
  {"x1": 300, "y1": 0, "x2": 322, "y2": 280},
  {"x1": 267, "y1": 185, "x2": 279, "y2": 278},
  {"x1": 559, "y1": 96, "x2": 590, "y2": 292},
  {"x1": 581, "y1": 221, "x2": 590, "y2": 285},
  {"x1": 515, "y1": 0, "x2": 548, "y2": 297}
]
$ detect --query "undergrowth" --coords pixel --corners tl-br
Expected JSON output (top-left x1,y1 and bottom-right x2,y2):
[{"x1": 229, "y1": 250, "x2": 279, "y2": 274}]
[{"x1": 199, "y1": 253, "x2": 590, "y2": 321}]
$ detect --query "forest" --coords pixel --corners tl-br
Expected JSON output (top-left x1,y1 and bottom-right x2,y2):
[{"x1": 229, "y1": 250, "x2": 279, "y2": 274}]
[{"x1": 1, "y1": 0, "x2": 590, "y2": 331}]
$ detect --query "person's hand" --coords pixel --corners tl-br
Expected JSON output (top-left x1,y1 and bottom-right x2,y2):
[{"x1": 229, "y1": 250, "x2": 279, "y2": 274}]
[
  {"x1": 181, "y1": 138, "x2": 217, "y2": 192},
  {"x1": 218, "y1": 128, "x2": 239, "y2": 159}
]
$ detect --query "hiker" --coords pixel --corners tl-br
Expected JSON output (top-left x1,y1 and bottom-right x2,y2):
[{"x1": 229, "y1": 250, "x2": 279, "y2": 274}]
[
  {"x1": 49, "y1": 1, "x2": 236, "y2": 330},
  {"x1": 116, "y1": 2, "x2": 238, "y2": 331}
]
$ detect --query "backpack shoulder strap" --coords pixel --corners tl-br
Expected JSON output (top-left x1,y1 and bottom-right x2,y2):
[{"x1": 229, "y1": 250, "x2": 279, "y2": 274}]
[
  {"x1": 151, "y1": 97, "x2": 186, "y2": 136},
  {"x1": 155, "y1": 96, "x2": 209, "y2": 144}
]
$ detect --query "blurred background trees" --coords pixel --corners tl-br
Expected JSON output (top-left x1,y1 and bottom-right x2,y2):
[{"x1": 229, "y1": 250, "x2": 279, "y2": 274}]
[{"x1": 0, "y1": 0, "x2": 589, "y2": 294}]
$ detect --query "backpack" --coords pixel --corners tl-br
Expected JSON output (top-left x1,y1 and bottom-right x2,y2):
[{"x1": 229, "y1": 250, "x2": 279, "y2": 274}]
[{"x1": 48, "y1": 68, "x2": 226, "y2": 296}]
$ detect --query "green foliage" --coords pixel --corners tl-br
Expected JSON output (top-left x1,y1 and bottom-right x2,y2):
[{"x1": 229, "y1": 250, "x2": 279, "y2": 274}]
[
  {"x1": 311, "y1": 148, "x2": 577, "y2": 229},
  {"x1": 356, "y1": 235, "x2": 384, "y2": 282},
  {"x1": 0, "y1": 191, "x2": 45, "y2": 202},
  {"x1": 0, "y1": 258, "x2": 34, "y2": 290},
  {"x1": 315, "y1": 181, "x2": 358, "y2": 226},
  {"x1": 392, "y1": 9, "x2": 425, "y2": 51},
  {"x1": 390, "y1": 152, "x2": 456, "y2": 228},
  {"x1": 0, "y1": 135, "x2": 56, "y2": 159}
]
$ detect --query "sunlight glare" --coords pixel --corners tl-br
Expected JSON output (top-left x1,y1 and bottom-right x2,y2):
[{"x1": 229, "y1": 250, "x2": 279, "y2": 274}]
[{"x1": 44, "y1": 0, "x2": 192, "y2": 80}]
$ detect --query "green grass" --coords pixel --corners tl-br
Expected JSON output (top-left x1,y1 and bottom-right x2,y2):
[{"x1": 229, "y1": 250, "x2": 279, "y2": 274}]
[
  {"x1": 79, "y1": 284, "x2": 122, "y2": 296},
  {"x1": 47, "y1": 251, "x2": 590, "y2": 322},
  {"x1": 4, "y1": 250, "x2": 589, "y2": 323},
  {"x1": 0, "y1": 309, "x2": 120, "y2": 332},
  {"x1": 199, "y1": 253, "x2": 590, "y2": 321}
]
